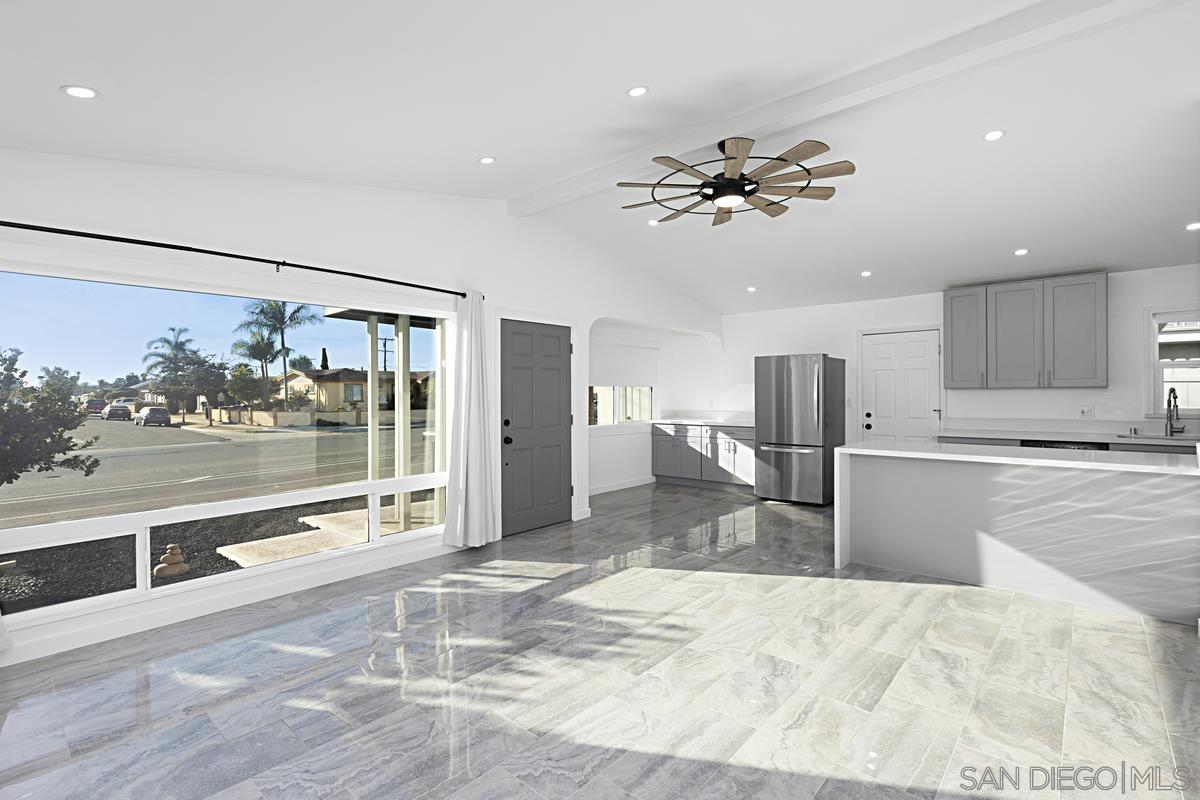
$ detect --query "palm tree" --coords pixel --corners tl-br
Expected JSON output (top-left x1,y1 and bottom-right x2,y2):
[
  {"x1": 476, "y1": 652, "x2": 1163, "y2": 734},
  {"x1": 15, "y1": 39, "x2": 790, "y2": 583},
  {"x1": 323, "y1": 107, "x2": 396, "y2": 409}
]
[
  {"x1": 143, "y1": 326, "x2": 196, "y2": 374},
  {"x1": 231, "y1": 331, "x2": 280, "y2": 408},
  {"x1": 235, "y1": 301, "x2": 322, "y2": 402}
]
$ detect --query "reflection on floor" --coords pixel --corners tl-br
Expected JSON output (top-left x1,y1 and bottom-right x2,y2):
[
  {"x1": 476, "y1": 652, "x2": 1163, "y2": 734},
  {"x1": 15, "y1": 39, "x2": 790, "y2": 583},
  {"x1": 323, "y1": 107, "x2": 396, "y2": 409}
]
[{"x1": 0, "y1": 484, "x2": 1196, "y2": 799}]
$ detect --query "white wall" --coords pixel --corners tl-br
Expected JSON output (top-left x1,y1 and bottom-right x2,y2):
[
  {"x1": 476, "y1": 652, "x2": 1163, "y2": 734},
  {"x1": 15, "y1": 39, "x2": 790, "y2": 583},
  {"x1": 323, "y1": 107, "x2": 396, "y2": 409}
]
[
  {"x1": 0, "y1": 148, "x2": 722, "y2": 517},
  {"x1": 717, "y1": 293, "x2": 942, "y2": 442},
  {"x1": 713, "y1": 263, "x2": 1200, "y2": 438},
  {"x1": 586, "y1": 320, "x2": 720, "y2": 495}
]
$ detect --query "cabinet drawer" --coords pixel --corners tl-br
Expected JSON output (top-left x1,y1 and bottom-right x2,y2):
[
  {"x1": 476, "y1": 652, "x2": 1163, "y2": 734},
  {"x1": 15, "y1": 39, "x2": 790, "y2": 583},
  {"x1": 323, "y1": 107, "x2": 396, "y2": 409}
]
[
  {"x1": 705, "y1": 425, "x2": 755, "y2": 443},
  {"x1": 652, "y1": 423, "x2": 704, "y2": 438}
]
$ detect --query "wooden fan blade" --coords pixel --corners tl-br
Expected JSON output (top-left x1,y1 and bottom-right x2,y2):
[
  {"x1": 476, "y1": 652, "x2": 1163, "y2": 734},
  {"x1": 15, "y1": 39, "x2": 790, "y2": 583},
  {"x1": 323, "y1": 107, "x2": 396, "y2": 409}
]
[
  {"x1": 658, "y1": 199, "x2": 708, "y2": 223},
  {"x1": 617, "y1": 181, "x2": 702, "y2": 189},
  {"x1": 722, "y1": 137, "x2": 754, "y2": 179},
  {"x1": 747, "y1": 140, "x2": 830, "y2": 180},
  {"x1": 743, "y1": 195, "x2": 789, "y2": 218},
  {"x1": 622, "y1": 193, "x2": 698, "y2": 210},
  {"x1": 652, "y1": 156, "x2": 715, "y2": 183},
  {"x1": 756, "y1": 186, "x2": 836, "y2": 200},
  {"x1": 712, "y1": 208, "x2": 733, "y2": 226},
  {"x1": 758, "y1": 160, "x2": 855, "y2": 185}
]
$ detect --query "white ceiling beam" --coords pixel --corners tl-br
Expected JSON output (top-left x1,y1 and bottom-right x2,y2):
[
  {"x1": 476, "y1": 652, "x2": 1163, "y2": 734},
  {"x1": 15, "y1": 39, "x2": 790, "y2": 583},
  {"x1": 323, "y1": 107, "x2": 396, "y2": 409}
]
[{"x1": 506, "y1": 0, "x2": 1173, "y2": 216}]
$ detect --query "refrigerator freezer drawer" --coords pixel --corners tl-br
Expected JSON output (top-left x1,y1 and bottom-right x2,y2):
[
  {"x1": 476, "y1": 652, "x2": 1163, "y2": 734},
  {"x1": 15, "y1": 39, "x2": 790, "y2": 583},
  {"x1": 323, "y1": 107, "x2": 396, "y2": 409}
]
[{"x1": 754, "y1": 443, "x2": 831, "y2": 505}]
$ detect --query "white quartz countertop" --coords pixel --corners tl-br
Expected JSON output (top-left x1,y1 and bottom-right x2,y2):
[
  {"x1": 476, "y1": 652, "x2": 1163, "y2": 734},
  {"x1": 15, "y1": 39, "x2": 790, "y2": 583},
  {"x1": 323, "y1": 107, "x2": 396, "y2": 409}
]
[
  {"x1": 938, "y1": 427, "x2": 1197, "y2": 447},
  {"x1": 650, "y1": 419, "x2": 754, "y2": 427},
  {"x1": 838, "y1": 440, "x2": 1199, "y2": 476}
]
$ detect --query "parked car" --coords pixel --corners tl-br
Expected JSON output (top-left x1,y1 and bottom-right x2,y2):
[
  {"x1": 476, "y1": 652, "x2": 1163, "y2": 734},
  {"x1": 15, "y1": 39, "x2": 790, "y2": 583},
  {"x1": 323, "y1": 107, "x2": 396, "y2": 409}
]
[
  {"x1": 112, "y1": 397, "x2": 142, "y2": 413},
  {"x1": 100, "y1": 403, "x2": 132, "y2": 420},
  {"x1": 135, "y1": 407, "x2": 171, "y2": 427},
  {"x1": 81, "y1": 398, "x2": 107, "y2": 415}
]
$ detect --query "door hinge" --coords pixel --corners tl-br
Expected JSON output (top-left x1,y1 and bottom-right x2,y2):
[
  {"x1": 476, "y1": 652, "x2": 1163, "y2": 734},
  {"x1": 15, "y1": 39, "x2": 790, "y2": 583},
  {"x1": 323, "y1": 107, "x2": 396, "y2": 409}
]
[
  {"x1": 570, "y1": 413, "x2": 574, "y2": 425},
  {"x1": 937, "y1": 344, "x2": 942, "y2": 355},
  {"x1": 569, "y1": 342, "x2": 574, "y2": 354},
  {"x1": 570, "y1": 485, "x2": 575, "y2": 496}
]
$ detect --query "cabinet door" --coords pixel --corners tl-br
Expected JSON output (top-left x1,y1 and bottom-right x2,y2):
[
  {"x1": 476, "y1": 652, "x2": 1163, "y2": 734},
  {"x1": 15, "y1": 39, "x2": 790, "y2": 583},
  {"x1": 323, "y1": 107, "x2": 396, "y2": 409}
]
[
  {"x1": 651, "y1": 435, "x2": 681, "y2": 478},
  {"x1": 731, "y1": 439, "x2": 755, "y2": 485},
  {"x1": 679, "y1": 436, "x2": 705, "y2": 480},
  {"x1": 700, "y1": 436, "x2": 734, "y2": 483},
  {"x1": 1044, "y1": 273, "x2": 1107, "y2": 387},
  {"x1": 943, "y1": 287, "x2": 987, "y2": 388},
  {"x1": 987, "y1": 281, "x2": 1044, "y2": 388}
]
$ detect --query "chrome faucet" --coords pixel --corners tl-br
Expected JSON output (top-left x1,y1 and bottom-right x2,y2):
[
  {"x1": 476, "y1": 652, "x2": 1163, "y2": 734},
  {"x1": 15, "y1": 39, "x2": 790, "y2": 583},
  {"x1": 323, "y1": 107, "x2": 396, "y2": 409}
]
[{"x1": 1165, "y1": 387, "x2": 1185, "y2": 437}]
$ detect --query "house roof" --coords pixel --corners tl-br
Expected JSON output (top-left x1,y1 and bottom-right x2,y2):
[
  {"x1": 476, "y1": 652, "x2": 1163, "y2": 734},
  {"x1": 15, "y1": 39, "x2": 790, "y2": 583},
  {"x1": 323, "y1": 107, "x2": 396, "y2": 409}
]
[{"x1": 273, "y1": 368, "x2": 432, "y2": 384}]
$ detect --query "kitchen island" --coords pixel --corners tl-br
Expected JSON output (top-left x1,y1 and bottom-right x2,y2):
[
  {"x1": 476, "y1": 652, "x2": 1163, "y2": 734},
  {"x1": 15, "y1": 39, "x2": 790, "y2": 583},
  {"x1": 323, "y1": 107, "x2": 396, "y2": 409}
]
[{"x1": 834, "y1": 440, "x2": 1200, "y2": 625}]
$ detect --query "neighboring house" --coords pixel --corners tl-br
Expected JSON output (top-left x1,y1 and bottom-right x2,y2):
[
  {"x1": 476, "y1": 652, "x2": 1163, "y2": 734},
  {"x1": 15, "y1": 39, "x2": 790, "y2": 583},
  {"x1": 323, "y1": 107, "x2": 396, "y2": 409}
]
[
  {"x1": 127, "y1": 379, "x2": 166, "y2": 405},
  {"x1": 272, "y1": 368, "x2": 432, "y2": 411}
]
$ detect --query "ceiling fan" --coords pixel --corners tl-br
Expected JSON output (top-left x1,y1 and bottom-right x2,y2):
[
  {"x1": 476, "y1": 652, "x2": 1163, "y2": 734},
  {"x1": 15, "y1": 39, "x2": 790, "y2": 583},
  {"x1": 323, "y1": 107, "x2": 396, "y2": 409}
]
[{"x1": 617, "y1": 137, "x2": 855, "y2": 226}]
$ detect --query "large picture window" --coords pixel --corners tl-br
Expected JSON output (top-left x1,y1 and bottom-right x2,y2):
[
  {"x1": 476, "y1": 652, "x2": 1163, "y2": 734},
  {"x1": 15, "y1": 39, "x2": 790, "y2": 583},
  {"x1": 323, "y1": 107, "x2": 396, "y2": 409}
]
[{"x1": 0, "y1": 268, "x2": 450, "y2": 615}]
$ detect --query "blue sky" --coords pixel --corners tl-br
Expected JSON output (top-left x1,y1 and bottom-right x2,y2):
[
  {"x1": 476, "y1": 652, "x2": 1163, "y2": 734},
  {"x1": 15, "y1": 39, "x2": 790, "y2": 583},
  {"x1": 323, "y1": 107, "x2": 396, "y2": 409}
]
[{"x1": 0, "y1": 270, "x2": 436, "y2": 383}]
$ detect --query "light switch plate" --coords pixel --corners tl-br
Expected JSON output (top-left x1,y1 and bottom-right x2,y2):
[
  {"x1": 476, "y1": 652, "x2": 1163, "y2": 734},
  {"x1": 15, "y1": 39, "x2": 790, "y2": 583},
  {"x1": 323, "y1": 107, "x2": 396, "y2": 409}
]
[{"x1": 1078, "y1": 406, "x2": 1095, "y2": 419}]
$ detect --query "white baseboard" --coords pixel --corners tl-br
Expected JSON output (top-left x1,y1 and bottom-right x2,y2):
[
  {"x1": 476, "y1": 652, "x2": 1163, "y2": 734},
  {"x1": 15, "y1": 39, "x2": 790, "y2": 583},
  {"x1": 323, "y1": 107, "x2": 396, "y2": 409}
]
[
  {"x1": 589, "y1": 475, "x2": 655, "y2": 495},
  {"x1": 0, "y1": 534, "x2": 458, "y2": 668},
  {"x1": 572, "y1": 507, "x2": 592, "y2": 522}
]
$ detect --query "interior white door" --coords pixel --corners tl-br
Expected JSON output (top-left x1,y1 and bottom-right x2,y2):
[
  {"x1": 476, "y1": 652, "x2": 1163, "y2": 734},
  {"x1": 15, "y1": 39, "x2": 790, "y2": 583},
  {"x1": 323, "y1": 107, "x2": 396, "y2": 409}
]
[{"x1": 860, "y1": 330, "x2": 942, "y2": 442}]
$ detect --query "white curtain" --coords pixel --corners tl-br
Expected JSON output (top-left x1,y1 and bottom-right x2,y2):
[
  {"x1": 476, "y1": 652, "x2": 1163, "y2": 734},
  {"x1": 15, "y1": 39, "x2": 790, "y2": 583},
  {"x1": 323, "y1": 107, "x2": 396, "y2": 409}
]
[
  {"x1": 443, "y1": 290, "x2": 502, "y2": 547},
  {"x1": 0, "y1": 612, "x2": 10, "y2": 654}
]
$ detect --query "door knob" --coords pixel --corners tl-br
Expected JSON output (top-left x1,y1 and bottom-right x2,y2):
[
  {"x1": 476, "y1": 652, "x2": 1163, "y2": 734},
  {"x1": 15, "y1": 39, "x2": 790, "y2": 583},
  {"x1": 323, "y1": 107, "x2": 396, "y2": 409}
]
[
  {"x1": 864, "y1": 423, "x2": 873, "y2": 430},
  {"x1": 864, "y1": 412, "x2": 872, "y2": 419},
  {"x1": 503, "y1": 436, "x2": 513, "y2": 445},
  {"x1": 503, "y1": 418, "x2": 511, "y2": 427}
]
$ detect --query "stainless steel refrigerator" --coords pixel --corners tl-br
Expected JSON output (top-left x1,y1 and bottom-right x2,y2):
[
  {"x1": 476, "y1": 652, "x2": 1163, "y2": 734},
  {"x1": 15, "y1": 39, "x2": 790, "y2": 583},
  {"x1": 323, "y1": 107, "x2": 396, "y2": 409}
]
[{"x1": 754, "y1": 354, "x2": 845, "y2": 505}]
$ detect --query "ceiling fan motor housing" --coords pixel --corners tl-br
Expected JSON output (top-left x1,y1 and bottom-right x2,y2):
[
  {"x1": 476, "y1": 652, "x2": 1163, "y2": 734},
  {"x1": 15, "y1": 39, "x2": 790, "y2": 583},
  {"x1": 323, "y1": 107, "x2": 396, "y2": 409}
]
[{"x1": 701, "y1": 176, "x2": 759, "y2": 206}]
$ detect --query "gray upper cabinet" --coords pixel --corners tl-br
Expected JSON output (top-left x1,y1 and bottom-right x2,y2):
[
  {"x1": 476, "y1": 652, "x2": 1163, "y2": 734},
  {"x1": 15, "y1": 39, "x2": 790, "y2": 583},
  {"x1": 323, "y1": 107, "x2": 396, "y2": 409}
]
[
  {"x1": 1043, "y1": 273, "x2": 1107, "y2": 387},
  {"x1": 943, "y1": 287, "x2": 987, "y2": 388},
  {"x1": 987, "y1": 280, "x2": 1044, "y2": 388},
  {"x1": 944, "y1": 271, "x2": 1107, "y2": 390}
]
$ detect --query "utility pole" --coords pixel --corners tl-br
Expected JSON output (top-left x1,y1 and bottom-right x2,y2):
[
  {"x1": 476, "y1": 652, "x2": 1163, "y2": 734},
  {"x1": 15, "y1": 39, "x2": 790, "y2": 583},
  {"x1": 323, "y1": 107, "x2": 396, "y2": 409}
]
[{"x1": 378, "y1": 337, "x2": 394, "y2": 373}]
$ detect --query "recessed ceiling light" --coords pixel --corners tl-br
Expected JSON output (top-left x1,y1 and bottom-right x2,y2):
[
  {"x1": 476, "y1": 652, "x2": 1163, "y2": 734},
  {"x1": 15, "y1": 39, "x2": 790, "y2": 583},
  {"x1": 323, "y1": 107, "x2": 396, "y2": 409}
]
[
  {"x1": 1187, "y1": 222, "x2": 1200, "y2": 231},
  {"x1": 478, "y1": 156, "x2": 496, "y2": 165},
  {"x1": 647, "y1": 219, "x2": 659, "y2": 227},
  {"x1": 983, "y1": 130, "x2": 1005, "y2": 142},
  {"x1": 746, "y1": 286, "x2": 757, "y2": 293},
  {"x1": 860, "y1": 271, "x2": 872, "y2": 278},
  {"x1": 627, "y1": 86, "x2": 648, "y2": 98},
  {"x1": 60, "y1": 85, "x2": 98, "y2": 99},
  {"x1": 1014, "y1": 248, "x2": 1029, "y2": 256}
]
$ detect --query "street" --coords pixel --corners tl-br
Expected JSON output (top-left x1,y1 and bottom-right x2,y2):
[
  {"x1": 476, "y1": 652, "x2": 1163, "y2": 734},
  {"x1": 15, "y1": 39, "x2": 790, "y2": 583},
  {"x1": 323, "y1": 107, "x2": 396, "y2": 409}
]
[{"x1": 0, "y1": 418, "x2": 434, "y2": 529}]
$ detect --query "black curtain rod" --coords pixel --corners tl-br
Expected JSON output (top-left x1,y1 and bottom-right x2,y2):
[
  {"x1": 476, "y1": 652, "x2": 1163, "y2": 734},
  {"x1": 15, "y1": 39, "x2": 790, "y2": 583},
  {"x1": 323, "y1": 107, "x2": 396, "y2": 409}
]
[{"x1": 0, "y1": 219, "x2": 468, "y2": 299}]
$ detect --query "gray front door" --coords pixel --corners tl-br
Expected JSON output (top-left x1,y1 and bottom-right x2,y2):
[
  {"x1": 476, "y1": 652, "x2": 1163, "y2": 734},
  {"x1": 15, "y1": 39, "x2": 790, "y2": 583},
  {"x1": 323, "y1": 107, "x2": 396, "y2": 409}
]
[{"x1": 500, "y1": 319, "x2": 572, "y2": 536}]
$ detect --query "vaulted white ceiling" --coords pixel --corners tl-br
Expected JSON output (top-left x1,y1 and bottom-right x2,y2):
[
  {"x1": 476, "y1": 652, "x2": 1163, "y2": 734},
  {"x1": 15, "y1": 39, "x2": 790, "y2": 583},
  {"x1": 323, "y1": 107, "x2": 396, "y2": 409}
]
[{"x1": 1, "y1": 0, "x2": 1197, "y2": 313}]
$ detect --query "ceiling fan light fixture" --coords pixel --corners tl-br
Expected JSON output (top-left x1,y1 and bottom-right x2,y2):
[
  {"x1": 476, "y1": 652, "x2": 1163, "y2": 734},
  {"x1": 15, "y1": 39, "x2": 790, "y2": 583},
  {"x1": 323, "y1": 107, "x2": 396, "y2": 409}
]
[{"x1": 713, "y1": 193, "x2": 745, "y2": 209}]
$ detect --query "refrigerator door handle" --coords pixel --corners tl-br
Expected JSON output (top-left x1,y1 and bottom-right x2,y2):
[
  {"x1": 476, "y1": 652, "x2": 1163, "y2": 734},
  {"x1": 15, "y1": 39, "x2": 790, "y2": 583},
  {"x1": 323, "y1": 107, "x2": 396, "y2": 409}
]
[{"x1": 759, "y1": 444, "x2": 817, "y2": 454}]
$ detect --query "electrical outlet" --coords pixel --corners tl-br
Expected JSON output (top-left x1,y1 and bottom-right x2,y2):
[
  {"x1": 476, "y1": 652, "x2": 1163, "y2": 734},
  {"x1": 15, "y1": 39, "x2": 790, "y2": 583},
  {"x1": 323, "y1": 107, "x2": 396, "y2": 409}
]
[{"x1": 1078, "y1": 406, "x2": 1095, "y2": 419}]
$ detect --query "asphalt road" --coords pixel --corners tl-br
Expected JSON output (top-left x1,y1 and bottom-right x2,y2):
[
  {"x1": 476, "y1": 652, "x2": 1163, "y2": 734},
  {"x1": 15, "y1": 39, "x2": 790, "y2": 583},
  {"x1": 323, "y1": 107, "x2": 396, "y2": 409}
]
[{"x1": 0, "y1": 418, "x2": 434, "y2": 529}]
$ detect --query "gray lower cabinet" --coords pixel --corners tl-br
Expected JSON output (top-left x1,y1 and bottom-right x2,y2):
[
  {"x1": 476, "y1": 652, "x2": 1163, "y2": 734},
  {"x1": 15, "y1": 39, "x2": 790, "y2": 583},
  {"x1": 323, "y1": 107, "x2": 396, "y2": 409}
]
[
  {"x1": 700, "y1": 437, "x2": 755, "y2": 485},
  {"x1": 653, "y1": 426, "x2": 754, "y2": 486}
]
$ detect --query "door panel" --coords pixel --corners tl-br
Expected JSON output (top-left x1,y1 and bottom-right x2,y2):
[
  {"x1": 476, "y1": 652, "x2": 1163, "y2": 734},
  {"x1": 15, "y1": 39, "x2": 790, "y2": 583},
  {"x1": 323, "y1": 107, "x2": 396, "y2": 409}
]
[
  {"x1": 1044, "y1": 273, "x2": 1107, "y2": 387},
  {"x1": 943, "y1": 287, "x2": 987, "y2": 388},
  {"x1": 501, "y1": 319, "x2": 572, "y2": 535},
  {"x1": 861, "y1": 330, "x2": 941, "y2": 442},
  {"x1": 753, "y1": 444, "x2": 826, "y2": 503},
  {"x1": 987, "y1": 281, "x2": 1044, "y2": 388},
  {"x1": 755, "y1": 355, "x2": 823, "y2": 446}
]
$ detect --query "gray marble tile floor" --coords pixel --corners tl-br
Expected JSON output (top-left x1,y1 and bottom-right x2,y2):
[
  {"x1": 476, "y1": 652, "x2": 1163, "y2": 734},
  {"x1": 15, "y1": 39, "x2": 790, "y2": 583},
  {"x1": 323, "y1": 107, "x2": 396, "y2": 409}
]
[{"x1": 1, "y1": 483, "x2": 1196, "y2": 799}]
